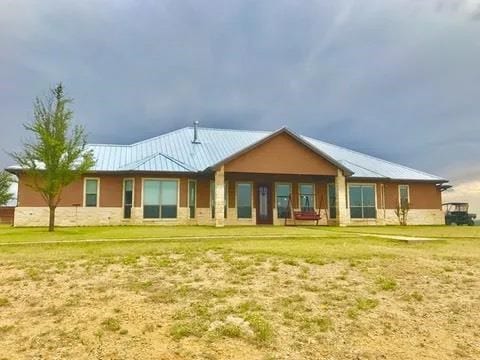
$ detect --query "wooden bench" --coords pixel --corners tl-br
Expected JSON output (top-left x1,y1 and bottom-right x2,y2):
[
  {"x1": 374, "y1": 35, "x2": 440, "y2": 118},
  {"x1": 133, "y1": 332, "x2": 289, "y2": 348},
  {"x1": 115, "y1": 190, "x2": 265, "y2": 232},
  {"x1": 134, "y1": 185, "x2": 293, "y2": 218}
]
[{"x1": 293, "y1": 210, "x2": 321, "y2": 225}]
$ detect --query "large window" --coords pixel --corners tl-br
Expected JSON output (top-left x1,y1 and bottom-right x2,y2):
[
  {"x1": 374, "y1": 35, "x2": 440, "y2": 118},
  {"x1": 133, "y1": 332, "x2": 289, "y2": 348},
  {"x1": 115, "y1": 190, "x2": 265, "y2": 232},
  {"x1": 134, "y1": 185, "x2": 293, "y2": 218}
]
[
  {"x1": 123, "y1": 179, "x2": 133, "y2": 218},
  {"x1": 276, "y1": 183, "x2": 291, "y2": 218},
  {"x1": 237, "y1": 183, "x2": 252, "y2": 219},
  {"x1": 188, "y1": 180, "x2": 196, "y2": 219},
  {"x1": 399, "y1": 185, "x2": 409, "y2": 208},
  {"x1": 143, "y1": 180, "x2": 178, "y2": 219},
  {"x1": 299, "y1": 184, "x2": 315, "y2": 212},
  {"x1": 349, "y1": 184, "x2": 376, "y2": 219},
  {"x1": 85, "y1": 179, "x2": 98, "y2": 207},
  {"x1": 210, "y1": 181, "x2": 228, "y2": 218},
  {"x1": 328, "y1": 183, "x2": 336, "y2": 219}
]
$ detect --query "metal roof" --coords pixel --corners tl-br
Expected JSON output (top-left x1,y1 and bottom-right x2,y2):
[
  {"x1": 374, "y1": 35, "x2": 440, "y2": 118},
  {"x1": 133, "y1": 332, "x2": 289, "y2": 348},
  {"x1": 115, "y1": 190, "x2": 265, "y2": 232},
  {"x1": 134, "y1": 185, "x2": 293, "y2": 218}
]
[{"x1": 8, "y1": 126, "x2": 447, "y2": 182}]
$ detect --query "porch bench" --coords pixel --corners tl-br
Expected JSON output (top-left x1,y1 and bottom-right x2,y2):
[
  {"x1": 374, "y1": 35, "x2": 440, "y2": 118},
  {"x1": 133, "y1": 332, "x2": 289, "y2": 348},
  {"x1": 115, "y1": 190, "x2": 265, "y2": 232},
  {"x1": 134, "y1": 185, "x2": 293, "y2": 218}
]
[{"x1": 293, "y1": 210, "x2": 321, "y2": 225}]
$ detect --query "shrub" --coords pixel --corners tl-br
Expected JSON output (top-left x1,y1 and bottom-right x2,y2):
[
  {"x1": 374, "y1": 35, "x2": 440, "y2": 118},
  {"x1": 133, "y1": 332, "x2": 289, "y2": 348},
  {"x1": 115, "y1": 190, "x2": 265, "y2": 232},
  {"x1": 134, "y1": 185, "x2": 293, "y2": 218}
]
[{"x1": 101, "y1": 317, "x2": 121, "y2": 332}]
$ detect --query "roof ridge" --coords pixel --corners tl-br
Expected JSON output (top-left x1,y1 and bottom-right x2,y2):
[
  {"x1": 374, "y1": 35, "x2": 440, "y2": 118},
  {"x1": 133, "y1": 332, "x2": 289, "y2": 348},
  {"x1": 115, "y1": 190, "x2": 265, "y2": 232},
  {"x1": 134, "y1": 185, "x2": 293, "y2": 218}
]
[
  {"x1": 88, "y1": 143, "x2": 131, "y2": 147},
  {"x1": 303, "y1": 135, "x2": 443, "y2": 180},
  {"x1": 340, "y1": 159, "x2": 386, "y2": 178},
  {"x1": 187, "y1": 126, "x2": 272, "y2": 134},
  {"x1": 130, "y1": 126, "x2": 190, "y2": 146},
  {"x1": 158, "y1": 153, "x2": 197, "y2": 172}
]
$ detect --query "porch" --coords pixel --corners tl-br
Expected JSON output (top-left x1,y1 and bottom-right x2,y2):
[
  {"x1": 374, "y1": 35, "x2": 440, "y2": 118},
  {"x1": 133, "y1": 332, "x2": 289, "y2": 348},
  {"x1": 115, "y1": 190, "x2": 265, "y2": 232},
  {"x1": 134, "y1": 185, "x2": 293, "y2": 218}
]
[{"x1": 209, "y1": 168, "x2": 348, "y2": 226}]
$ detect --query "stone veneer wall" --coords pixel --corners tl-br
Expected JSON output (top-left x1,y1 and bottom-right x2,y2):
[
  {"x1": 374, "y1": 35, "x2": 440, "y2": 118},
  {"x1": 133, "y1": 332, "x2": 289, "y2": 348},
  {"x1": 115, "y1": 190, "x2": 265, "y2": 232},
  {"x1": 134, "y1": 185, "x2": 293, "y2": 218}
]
[
  {"x1": 14, "y1": 207, "x2": 258, "y2": 227},
  {"x1": 14, "y1": 207, "x2": 444, "y2": 227}
]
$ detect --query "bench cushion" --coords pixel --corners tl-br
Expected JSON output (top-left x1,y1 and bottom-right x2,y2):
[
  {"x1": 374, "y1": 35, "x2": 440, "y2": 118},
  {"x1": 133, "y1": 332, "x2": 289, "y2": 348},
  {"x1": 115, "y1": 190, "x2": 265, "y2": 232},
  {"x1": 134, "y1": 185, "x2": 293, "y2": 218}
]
[{"x1": 294, "y1": 211, "x2": 321, "y2": 220}]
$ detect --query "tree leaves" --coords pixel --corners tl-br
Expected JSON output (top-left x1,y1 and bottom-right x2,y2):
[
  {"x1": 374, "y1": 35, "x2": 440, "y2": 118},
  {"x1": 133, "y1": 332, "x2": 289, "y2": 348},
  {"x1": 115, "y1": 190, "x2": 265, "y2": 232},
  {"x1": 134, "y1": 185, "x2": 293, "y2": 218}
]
[
  {"x1": 0, "y1": 172, "x2": 14, "y2": 206},
  {"x1": 10, "y1": 83, "x2": 95, "y2": 229}
]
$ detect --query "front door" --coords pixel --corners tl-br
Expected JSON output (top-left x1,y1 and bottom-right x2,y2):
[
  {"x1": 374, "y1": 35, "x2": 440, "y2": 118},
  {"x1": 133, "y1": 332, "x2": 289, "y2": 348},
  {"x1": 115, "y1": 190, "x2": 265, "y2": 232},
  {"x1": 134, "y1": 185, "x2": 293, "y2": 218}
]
[{"x1": 256, "y1": 184, "x2": 273, "y2": 224}]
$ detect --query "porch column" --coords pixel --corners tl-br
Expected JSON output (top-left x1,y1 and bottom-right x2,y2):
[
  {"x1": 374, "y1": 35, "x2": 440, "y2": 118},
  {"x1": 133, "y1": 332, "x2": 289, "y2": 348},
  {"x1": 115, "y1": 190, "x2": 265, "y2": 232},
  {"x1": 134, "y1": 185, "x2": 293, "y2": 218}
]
[
  {"x1": 335, "y1": 169, "x2": 348, "y2": 226},
  {"x1": 214, "y1": 166, "x2": 225, "y2": 227}
]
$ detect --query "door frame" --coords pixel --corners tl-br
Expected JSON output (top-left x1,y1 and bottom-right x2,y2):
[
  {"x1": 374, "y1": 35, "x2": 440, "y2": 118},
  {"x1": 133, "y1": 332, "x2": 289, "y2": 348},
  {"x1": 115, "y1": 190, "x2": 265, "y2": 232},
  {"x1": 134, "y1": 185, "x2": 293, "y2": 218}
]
[{"x1": 256, "y1": 183, "x2": 273, "y2": 225}]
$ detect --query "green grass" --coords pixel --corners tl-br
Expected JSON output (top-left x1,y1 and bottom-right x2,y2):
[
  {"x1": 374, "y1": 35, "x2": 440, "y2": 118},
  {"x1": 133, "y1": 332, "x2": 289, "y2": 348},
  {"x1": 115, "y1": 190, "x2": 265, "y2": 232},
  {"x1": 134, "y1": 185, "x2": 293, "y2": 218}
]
[{"x1": 101, "y1": 317, "x2": 121, "y2": 332}]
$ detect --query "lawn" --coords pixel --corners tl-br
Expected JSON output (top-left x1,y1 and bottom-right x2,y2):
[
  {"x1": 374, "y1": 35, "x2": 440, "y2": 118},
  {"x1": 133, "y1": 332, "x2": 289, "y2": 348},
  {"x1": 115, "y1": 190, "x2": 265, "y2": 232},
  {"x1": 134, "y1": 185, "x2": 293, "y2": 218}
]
[{"x1": 0, "y1": 226, "x2": 479, "y2": 359}]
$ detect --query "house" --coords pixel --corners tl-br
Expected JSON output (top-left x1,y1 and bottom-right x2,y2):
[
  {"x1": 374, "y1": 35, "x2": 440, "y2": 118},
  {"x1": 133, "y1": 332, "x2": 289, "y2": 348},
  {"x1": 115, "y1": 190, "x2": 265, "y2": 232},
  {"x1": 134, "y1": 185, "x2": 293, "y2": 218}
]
[{"x1": 6, "y1": 124, "x2": 448, "y2": 227}]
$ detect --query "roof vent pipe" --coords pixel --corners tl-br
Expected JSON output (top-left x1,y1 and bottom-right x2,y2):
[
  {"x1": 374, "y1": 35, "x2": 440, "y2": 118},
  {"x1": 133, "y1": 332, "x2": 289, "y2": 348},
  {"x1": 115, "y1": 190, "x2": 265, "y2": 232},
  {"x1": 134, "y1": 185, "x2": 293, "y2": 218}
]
[{"x1": 192, "y1": 121, "x2": 200, "y2": 144}]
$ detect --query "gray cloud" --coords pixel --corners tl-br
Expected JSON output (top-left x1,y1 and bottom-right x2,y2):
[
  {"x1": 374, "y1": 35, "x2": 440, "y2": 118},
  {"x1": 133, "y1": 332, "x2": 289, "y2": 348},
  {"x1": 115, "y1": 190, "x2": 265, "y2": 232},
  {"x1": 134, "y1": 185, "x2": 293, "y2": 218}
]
[{"x1": 1, "y1": 0, "x2": 479, "y2": 210}]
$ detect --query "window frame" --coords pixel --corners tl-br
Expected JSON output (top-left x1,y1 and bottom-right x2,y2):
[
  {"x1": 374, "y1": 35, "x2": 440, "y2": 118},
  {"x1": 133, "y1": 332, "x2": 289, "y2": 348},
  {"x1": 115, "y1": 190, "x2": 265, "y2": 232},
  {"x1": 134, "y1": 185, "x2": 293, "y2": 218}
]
[
  {"x1": 122, "y1": 178, "x2": 135, "y2": 219},
  {"x1": 141, "y1": 178, "x2": 180, "y2": 220},
  {"x1": 398, "y1": 184, "x2": 410, "y2": 208},
  {"x1": 188, "y1": 179, "x2": 197, "y2": 219},
  {"x1": 348, "y1": 183, "x2": 377, "y2": 220},
  {"x1": 275, "y1": 182, "x2": 292, "y2": 219},
  {"x1": 83, "y1": 177, "x2": 100, "y2": 208},
  {"x1": 236, "y1": 182, "x2": 253, "y2": 220},
  {"x1": 327, "y1": 183, "x2": 337, "y2": 219},
  {"x1": 298, "y1": 183, "x2": 315, "y2": 212}
]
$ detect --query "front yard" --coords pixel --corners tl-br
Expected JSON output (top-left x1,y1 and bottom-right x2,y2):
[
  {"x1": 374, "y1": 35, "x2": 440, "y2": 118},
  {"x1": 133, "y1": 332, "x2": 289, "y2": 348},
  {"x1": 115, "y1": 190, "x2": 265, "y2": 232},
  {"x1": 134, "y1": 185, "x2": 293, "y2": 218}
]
[{"x1": 0, "y1": 226, "x2": 479, "y2": 359}]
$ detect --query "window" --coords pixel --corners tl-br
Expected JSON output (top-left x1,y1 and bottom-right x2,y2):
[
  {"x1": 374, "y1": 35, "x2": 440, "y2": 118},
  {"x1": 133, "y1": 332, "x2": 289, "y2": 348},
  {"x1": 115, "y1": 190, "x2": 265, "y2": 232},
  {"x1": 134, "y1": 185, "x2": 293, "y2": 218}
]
[
  {"x1": 237, "y1": 183, "x2": 252, "y2": 219},
  {"x1": 188, "y1": 180, "x2": 196, "y2": 219},
  {"x1": 143, "y1": 179, "x2": 178, "y2": 219},
  {"x1": 224, "y1": 182, "x2": 228, "y2": 218},
  {"x1": 276, "y1": 183, "x2": 291, "y2": 218},
  {"x1": 85, "y1": 179, "x2": 98, "y2": 207},
  {"x1": 210, "y1": 181, "x2": 215, "y2": 219},
  {"x1": 299, "y1": 184, "x2": 315, "y2": 212},
  {"x1": 210, "y1": 181, "x2": 228, "y2": 218},
  {"x1": 399, "y1": 185, "x2": 409, "y2": 208},
  {"x1": 123, "y1": 179, "x2": 133, "y2": 218},
  {"x1": 349, "y1": 184, "x2": 376, "y2": 219},
  {"x1": 328, "y1": 183, "x2": 336, "y2": 219}
]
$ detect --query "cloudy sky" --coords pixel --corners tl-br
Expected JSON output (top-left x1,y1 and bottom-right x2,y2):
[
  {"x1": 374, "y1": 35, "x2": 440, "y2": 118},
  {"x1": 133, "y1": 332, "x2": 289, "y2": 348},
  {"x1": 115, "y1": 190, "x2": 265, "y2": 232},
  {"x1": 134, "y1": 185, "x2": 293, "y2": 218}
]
[{"x1": 1, "y1": 0, "x2": 479, "y2": 212}]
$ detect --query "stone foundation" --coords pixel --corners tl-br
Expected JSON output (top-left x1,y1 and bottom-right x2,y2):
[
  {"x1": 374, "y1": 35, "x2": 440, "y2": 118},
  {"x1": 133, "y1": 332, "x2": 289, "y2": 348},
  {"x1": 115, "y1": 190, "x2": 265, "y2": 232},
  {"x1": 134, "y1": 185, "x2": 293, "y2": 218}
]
[{"x1": 13, "y1": 207, "x2": 445, "y2": 227}]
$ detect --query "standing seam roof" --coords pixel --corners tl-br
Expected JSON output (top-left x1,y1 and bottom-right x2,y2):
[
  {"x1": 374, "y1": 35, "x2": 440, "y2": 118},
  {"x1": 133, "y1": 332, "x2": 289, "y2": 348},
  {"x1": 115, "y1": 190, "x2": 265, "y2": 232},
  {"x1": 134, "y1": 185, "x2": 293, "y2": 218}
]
[{"x1": 49, "y1": 126, "x2": 446, "y2": 182}]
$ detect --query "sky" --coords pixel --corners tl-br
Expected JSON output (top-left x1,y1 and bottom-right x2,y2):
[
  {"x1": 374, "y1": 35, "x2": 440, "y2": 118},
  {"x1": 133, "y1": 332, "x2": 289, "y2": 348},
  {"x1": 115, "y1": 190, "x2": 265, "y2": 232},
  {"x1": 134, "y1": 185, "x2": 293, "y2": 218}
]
[{"x1": 0, "y1": 0, "x2": 479, "y2": 213}]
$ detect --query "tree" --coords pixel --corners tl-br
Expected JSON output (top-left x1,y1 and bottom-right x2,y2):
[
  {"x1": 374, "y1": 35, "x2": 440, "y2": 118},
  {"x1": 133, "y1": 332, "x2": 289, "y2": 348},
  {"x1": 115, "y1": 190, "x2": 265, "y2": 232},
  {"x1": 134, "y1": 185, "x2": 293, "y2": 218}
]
[
  {"x1": 10, "y1": 83, "x2": 94, "y2": 231},
  {"x1": 394, "y1": 199, "x2": 410, "y2": 226},
  {"x1": 0, "y1": 171, "x2": 14, "y2": 206}
]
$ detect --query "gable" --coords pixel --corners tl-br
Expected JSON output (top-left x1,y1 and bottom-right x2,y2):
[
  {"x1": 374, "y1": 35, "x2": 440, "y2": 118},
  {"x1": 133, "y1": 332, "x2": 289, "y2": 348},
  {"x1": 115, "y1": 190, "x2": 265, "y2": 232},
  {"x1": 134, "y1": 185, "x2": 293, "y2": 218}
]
[{"x1": 224, "y1": 132, "x2": 339, "y2": 175}]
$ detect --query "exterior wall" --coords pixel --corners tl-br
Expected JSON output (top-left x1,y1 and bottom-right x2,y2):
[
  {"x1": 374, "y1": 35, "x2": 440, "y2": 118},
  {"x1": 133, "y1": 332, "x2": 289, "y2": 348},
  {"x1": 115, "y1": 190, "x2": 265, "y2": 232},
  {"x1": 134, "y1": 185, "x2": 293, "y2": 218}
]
[
  {"x1": 224, "y1": 133, "x2": 338, "y2": 176},
  {"x1": 14, "y1": 171, "x2": 444, "y2": 227},
  {"x1": 0, "y1": 207, "x2": 14, "y2": 225},
  {"x1": 344, "y1": 180, "x2": 444, "y2": 225},
  {"x1": 380, "y1": 182, "x2": 442, "y2": 210}
]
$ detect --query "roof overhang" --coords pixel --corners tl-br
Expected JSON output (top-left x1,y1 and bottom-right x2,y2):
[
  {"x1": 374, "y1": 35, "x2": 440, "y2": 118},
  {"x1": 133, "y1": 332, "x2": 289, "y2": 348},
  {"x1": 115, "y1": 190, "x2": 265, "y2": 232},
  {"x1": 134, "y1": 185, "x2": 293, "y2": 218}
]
[{"x1": 207, "y1": 127, "x2": 354, "y2": 176}]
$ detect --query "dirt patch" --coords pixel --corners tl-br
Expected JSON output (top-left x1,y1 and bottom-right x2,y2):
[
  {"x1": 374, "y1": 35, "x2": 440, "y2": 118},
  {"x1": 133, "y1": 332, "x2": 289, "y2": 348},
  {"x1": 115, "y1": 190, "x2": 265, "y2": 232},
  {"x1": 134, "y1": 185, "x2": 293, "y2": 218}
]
[{"x1": 0, "y1": 247, "x2": 479, "y2": 359}]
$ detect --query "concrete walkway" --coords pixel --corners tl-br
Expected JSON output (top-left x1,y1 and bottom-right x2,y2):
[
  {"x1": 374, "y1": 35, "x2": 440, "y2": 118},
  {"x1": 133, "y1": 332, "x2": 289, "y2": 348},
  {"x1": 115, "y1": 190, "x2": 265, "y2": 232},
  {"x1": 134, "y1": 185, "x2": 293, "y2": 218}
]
[{"x1": 356, "y1": 232, "x2": 444, "y2": 243}]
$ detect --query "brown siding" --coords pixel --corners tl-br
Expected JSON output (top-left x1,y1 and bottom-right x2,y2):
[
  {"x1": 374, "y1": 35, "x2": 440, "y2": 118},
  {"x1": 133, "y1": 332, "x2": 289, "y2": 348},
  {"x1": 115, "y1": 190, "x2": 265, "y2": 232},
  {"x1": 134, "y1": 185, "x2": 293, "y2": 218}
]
[
  {"x1": 17, "y1": 174, "x2": 83, "y2": 207},
  {"x1": 224, "y1": 133, "x2": 339, "y2": 175},
  {"x1": 196, "y1": 177, "x2": 212, "y2": 208},
  {"x1": 99, "y1": 175, "x2": 123, "y2": 207},
  {"x1": 228, "y1": 181, "x2": 235, "y2": 208},
  {"x1": 292, "y1": 183, "x2": 298, "y2": 209},
  {"x1": 316, "y1": 182, "x2": 327, "y2": 210},
  {"x1": 179, "y1": 178, "x2": 188, "y2": 208},
  {"x1": 0, "y1": 207, "x2": 14, "y2": 225},
  {"x1": 409, "y1": 183, "x2": 442, "y2": 209},
  {"x1": 354, "y1": 181, "x2": 442, "y2": 210}
]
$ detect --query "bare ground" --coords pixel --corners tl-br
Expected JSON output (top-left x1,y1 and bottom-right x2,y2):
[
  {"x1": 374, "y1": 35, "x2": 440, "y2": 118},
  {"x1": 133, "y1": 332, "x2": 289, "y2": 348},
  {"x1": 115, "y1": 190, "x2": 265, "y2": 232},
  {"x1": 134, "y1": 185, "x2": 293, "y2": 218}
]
[
  {"x1": 0, "y1": 225, "x2": 479, "y2": 360},
  {"x1": 0, "y1": 235, "x2": 479, "y2": 360}
]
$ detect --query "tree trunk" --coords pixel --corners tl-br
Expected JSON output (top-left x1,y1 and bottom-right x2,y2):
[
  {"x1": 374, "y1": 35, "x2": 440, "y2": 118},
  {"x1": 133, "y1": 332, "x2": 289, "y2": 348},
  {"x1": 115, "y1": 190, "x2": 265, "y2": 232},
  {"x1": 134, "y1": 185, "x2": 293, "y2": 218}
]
[{"x1": 48, "y1": 205, "x2": 56, "y2": 232}]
